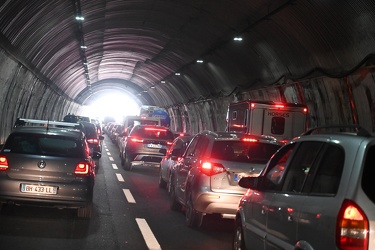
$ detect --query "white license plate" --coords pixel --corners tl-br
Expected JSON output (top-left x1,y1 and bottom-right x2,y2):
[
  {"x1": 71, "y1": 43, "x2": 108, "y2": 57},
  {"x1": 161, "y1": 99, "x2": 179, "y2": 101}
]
[
  {"x1": 147, "y1": 144, "x2": 162, "y2": 149},
  {"x1": 21, "y1": 184, "x2": 57, "y2": 194}
]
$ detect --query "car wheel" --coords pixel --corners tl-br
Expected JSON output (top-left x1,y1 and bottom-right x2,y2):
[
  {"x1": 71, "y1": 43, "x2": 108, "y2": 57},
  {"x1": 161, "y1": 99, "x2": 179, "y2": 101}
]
[
  {"x1": 169, "y1": 175, "x2": 182, "y2": 211},
  {"x1": 77, "y1": 203, "x2": 92, "y2": 219},
  {"x1": 233, "y1": 217, "x2": 246, "y2": 250},
  {"x1": 158, "y1": 168, "x2": 167, "y2": 188},
  {"x1": 124, "y1": 153, "x2": 132, "y2": 171},
  {"x1": 185, "y1": 192, "x2": 203, "y2": 227}
]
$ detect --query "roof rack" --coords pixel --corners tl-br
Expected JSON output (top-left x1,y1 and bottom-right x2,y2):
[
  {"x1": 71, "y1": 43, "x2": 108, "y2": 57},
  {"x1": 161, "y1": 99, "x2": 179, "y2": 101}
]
[
  {"x1": 14, "y1": 118, "x2": 81, "y2": 130},
  {"x1": 302, "y1": 125, "x2": 371, "y2": 137}
]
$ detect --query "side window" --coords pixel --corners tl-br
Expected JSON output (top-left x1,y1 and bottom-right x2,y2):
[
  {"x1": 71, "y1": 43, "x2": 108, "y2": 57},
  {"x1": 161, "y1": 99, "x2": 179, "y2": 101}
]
[
  {"x1": 262, "y1": 143, "x2": 296, "y2": 191},
  {"x1": 194, "y1": 136, "x2": 209, "y2": 157},
  {"x1": 282, "y1": 141, "x2": 324, "y2": 193},
  {"x1": 185, "y1": 136, "x2": 200, "y2": 157},
  {"x1": 309, "y1": 144, "x2": 344, "y2": 195}
]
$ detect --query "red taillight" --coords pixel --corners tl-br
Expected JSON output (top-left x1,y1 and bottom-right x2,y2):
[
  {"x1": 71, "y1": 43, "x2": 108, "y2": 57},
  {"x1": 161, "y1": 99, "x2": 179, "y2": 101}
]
[
  {"x1": 200, "y1": 161, "x2": 226, "y2": 176},
  {"x1": 130, "y1": 138, "x2": 144, "y2": 143},
  {"x1": 167, "y1": 141, "x2": 173, "y2": 146},
  {"x1": 0, "y1": 156, "x2": 9, "y2": 171},
  {"x1": 75, "y1": 162, "x2": 91, "y2": 175},
  {"x1": 87, "y1": 138, "x2": 99, "y2": 145},
  {"x1": 145, "y1": 127, "x2": 167, "y2": 132},
  {"x1": 242, "y1": 137, "x2": 259, "y2": 142},
  {"x1": 274, "y1": 104, "x2": 284, "y2": 108},
  {"x1": 337, "y1": 200, "x2": 369, "y2": 250},
  {"x1": 303, "y1": 108, "x2": 308, "y2": 113}
]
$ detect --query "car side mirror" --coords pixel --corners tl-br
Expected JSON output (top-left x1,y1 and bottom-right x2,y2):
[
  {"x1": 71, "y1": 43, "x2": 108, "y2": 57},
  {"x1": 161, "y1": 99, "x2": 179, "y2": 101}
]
[
  {"x1": 238, "y1": 176, "x2": 259, "y2": 190},
  {"x1": 99, "y1": 135, "x2": 104, "y2": 140}
]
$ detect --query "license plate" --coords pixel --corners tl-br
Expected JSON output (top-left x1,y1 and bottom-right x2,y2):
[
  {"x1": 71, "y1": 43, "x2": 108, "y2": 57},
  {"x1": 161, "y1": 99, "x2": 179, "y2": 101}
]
[
  {"x1": 21, "y1": 184, "x2": 57, "y2": 194},
  {"x1": 147, "y1": 144, "x2": 162, "y2": 149}
]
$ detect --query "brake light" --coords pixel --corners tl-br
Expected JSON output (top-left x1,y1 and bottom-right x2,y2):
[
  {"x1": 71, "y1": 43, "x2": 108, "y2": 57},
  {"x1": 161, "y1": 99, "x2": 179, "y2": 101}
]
[
  {"x1": 200, "y1": 161, "x2": 226, "y2": 176},
  {"x1": 87, "y1": 138, "x2": 99, "y2": 145},
  {"x1": 130, "y1": 138, "x2": 144, "y2": 143},
  {"x1": 167, "y1": 141, "x2": 173, "y2": 146},
  {"x1": 303, "y1": 108, "x2": 308, "y2": 113},
  {"x1": 337, "y1": 200, "x2": 368, "y2": 250},
  {"x1": 0, "y1": 156, "x2": 9, "y2": 171},
  {"x1": 75, "y1": 162, "x2": 91, "y2": 175},
  {"x1": 242, "y1": 138, "x2": 259, "y2": 142},
  {"x1": 274, "y1": 104, "x2": 284, "y2": 108},
  {"x1": 145, "y1": 127, "x2": 167, "y2": 132}
]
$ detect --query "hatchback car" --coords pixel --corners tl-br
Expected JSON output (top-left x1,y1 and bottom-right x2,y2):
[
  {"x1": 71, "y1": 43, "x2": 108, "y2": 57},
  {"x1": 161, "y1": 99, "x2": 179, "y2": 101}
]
[
  {"x1": 0, "y1": 118, "x2": 98, "y2": 218},
  {"x1": 168, "y1": 131, "x2": 282, "y2": 227},
  {"x1": 234, "y1": 125, "x2": 375, "y2": 250},
  {"x1": 120, "y1": 125, "x2": 174, "y2": 171},
  {"x1": 158, "y1": 135, "x2": 193, "y2": 188}
]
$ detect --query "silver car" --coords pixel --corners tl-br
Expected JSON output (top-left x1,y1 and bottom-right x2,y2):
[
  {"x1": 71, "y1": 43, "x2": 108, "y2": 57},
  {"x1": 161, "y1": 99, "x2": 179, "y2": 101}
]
[
  {"x1": 158, "y1": 135, "x2": 193, "y2": 188},
  {"x1": 234, "y1": 125, "x2": 375, "y2": 249},
  {"x1": 0, "y1": 118, "x2": 98, "y2": 218},
  {"x1": 168, "y1": 131, "x2": 282, "y2": 227}
]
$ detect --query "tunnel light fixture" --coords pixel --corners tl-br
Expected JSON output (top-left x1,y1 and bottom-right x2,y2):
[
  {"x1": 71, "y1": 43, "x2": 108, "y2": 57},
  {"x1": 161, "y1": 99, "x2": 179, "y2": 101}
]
[
  {"x1": 161, "y1": 81, "x2": 165, "y2": 83},
  {"x1": 81, "y1": 45, "x2": 87, "y2": 49},
  {"x1": 175, "y1": 73, "x2": 181, "y2": 76},
  {"x1": 75, "y1": 16, "x2": 84, "y2": 21},
  {"x1": 196, "y1": 60, "x2": 204, "y2": 63},
  {"x1": 151, "y1": 86, "x2": 155, "y2": 89},
  {"x1": 234, "y1": 37, "x2": 243, "y2": 41}
]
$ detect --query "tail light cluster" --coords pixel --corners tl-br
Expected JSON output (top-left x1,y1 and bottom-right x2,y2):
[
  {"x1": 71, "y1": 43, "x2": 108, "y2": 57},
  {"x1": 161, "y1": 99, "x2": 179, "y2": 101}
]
[
  {"x1": 200, "y1": 161, "x2": 226, "y2": 176},
  {"x1": 0, "y1": 156, "x2": 9, "y2": 171},
  {"x1": 337, "y1": 199, "x2": 369, "y2": 250},
  {"x1": 87, "y1": 138, "x2": 99, "y2": 145},
  {"x1": 74, "y1": 162, "x2": 92, "y2": 176}
]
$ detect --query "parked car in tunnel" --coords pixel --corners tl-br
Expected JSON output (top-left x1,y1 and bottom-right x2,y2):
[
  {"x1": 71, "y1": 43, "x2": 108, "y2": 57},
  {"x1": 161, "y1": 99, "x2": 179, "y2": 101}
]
[
  {"x1": 120, "y1": 124, "x2": 175, "y2": 171},
  {"x1": 158, "y1": 134, "x2": 193, "y2": 189},
  {"x1": 233, "y1": 125, "x2": 375, "y2": 250},
  {"x1": 0, "y1": 118, "x2": 98, "y2": 218},
  {"x1": 168, "y1": 130, "x2": 282, "y2": 228}
]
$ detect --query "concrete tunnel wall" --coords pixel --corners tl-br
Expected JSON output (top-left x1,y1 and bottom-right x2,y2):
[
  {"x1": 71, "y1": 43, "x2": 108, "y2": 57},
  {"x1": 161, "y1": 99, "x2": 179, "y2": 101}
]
[{"x1": 1, "y1": 47, "x2": 375, "y2": 144}]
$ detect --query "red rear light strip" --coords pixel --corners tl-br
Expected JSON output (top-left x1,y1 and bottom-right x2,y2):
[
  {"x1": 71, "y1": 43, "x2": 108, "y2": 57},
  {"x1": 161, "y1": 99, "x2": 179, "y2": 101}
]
[
  {"x1": 0, "y1": 156, "x2": 8, "y2": 171},
  {"x1": 75, "y1": 162, "x2": 91, "y2": 175}
]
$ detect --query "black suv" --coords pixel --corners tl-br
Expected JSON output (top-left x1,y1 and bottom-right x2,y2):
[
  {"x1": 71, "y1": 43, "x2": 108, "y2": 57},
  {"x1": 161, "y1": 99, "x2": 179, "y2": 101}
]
[{"x1": 120, "y1": 125, "x2": 174, "y2": 170}]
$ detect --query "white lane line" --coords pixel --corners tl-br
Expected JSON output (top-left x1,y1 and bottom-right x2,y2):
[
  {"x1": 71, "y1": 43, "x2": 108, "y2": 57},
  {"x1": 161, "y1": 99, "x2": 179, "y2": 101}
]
[
  {"x1": 109, "y1": 157, "x2": 114, "y2": 161},
  {"x1": 105, "y1": 148, "x2": 109, "y2": 151},
  {"x1": 116, "y1": 173, "x2": 124, "y2": 182},
  {"x1": 112, "y1": 163, "x2": 118, "y2": 169},
  {"x1": 107, "y1": 152, "x2": 111, "y2": 155},
  {"x1": 136, "y1": 218, "x2": 161, "y2": 250},
  {"x1": 123, "y1": 189, "x2": 136, "y2": 203}
]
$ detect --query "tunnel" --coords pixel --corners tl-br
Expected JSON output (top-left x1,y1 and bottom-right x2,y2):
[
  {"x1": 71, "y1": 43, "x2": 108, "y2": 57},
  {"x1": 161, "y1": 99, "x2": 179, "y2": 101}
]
[{"x1": 0, "y1": 0, "x2": 375, "y2": 143}]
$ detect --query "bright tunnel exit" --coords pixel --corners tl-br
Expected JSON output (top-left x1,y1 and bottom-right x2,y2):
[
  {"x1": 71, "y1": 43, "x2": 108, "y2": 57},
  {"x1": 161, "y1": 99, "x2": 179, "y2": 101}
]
[{"x1": 83, "y1": 93, "x2": 140, "y2": 123}]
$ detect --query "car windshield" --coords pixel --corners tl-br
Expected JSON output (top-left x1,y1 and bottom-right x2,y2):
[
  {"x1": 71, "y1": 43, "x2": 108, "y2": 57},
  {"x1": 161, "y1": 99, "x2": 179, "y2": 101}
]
[
  {"x1": 211, "y1": 141, "x2": 280, "y2": 164},
  {"x1": 131, "y1": 127, "x2": 174, "y2": 140},
  {"x1": 3, "y1": 133, "x2": 84, "y2": 157}
]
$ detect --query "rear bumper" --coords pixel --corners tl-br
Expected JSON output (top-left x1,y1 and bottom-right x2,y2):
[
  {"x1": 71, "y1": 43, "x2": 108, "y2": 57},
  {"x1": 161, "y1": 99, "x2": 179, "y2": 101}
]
[
  {"x1": 0, "y1": 179, "x2": 94, "y2": 209},
  {"x1": 194, "y1": 192, "x2": 243, "y2": 217}
]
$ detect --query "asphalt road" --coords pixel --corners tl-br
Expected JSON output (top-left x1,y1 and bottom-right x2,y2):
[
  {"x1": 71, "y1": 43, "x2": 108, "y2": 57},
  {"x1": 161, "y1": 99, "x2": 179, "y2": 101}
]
[{"x1": 0, "y1": 135, "x2": 234, "y2": 250}]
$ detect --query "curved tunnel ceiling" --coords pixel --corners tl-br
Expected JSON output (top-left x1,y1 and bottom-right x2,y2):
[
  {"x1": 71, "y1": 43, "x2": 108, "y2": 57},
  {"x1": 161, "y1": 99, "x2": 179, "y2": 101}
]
[{"x1": 0, "y1": 0, "x2": 374, "y2": 107}]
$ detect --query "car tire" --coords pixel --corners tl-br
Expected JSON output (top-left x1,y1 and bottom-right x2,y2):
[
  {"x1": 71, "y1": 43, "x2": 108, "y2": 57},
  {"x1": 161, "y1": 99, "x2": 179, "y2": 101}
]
[
  {"x1": 124, "y1": 153, "x2": 132, "y2": 171},
  {"x1": 185, "y1": 192, "x2": 203, "y2": 228},
  {"x1": 158, "y1": 168, "x2": 167, "y2": 188},
  {"x1": 233, "y1": 217, "x2": 246, "y2": 250},
  {"x1": 169, "y1": 175, "x2": 182, "y2": 211},
  {"x1": 77, "y1": 203, "x2": 92, "y2": 219}
]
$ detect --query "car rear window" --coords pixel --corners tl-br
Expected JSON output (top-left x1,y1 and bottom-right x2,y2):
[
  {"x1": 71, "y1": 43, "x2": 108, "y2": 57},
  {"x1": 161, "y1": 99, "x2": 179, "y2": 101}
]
[
  {"x1": 130, "y1": 127, "x2": 174, "y2": 140},
  {"x1": 211, "y1": 141, "x2": 280, "y2": 163},
  {"x1": 362, "y1": 145, "x2": 375, "y2": 203},
  {"x1": 3, "y1": 133, "x2": 84, "y2": 157}
]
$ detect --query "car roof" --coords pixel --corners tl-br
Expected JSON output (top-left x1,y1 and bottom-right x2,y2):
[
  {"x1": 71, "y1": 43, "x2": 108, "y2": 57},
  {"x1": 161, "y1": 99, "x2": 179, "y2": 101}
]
[
  {"x1": 199, "y1": 130, "x2": 281, "y2": 143},
  {"x1": 11, "y1": 126, "x2": 84, "y2": 139}
]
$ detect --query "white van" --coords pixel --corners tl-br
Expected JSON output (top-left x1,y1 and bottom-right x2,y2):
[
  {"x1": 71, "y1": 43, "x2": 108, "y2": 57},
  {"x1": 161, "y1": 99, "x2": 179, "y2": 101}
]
[{"x1": 226, "y1": 100, "x2": 308, "y2": 141}]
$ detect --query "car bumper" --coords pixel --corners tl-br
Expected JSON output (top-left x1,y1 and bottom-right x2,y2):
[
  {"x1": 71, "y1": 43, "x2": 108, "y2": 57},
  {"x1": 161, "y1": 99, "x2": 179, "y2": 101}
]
[{"x1": 194, "y1": 192, "x2": 243, "y2": 218}]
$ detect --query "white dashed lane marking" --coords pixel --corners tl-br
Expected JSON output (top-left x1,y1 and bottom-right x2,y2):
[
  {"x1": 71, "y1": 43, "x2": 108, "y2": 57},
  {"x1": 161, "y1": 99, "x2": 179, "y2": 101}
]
[
  {"x1": 116, "y1": 173, "x2": 124, "y2": 182},
  {"x1": 112, "y1": 163, "x2": 118, "y2": 169},
  {"x1": 109, "y1": 157, "x2": 114, "y2": 161},
  {"x1": 136, "y1": 218, "x2": 161, "y2": 250},
  {"x1": 123, "y1": 189, "x2": 136, "y2": 203}
]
